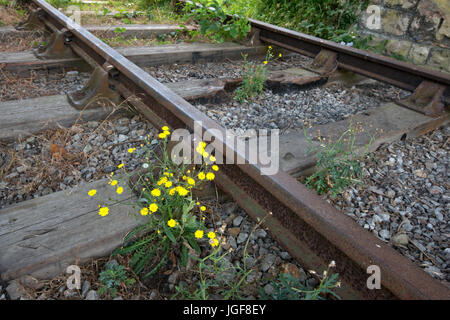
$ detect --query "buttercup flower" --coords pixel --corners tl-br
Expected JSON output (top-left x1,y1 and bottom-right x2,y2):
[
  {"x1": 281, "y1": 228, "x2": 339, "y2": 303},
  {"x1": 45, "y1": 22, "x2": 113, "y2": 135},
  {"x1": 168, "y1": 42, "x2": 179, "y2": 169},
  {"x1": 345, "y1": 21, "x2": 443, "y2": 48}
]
[
  {"x1": 194, "y1": 230, "x2": 204, "y2": 239},
  {"x1": 140, "y1": 207, "x2": 149, "y2": 216},
  {"x1": 118, "y1": 163, "x2": 124, "y2": 168},
  {"x1": 116, "y1": 187, "x2": 124, "y2": 195},
  {"x1": 128, "y1": 148, "x2": 136, "y2": 153},
  {"x1": 200, "y1": 206, "x2": 206, "y2": 212},
  {"x1": 165, "y1": 181, "x2": 173, "y2": 188},
  {"x1": 198, "y1": 172, "x2": 205, "y2": 180},
  {"x1": 209, "y1": 155, "x2": 216, "y2": 162},
  {"x1": 187, "y1": 178, "x2": 195, "y2": 186},
  {"x1": 209, "y1": 238, "x2": 219, "y2": 247},
  {"x1": 149, "y1": 203, "x2": 158, "y2": 213},
  {"x1": 206, "y1": 172, "x2": 215, "y2": 181},
  {"x1": 110, "y1": 180, "x2": 118, "y2": 186},
  {"x1": 99, "y1": 206, "x2": 109, "y2": 217},
  {"x1": 212, "y1": 165, "x2": 219, "y2": 172},
  {"x1": 167, "y1": 219, "x2": 176, "y2": 228},
  {"x1": 88, "y1": 189, "x2": 97, "y2": 197},
  {"x1": 169, "y1": 188, "x2": 176, "y2": 196},
  {"x1": 151, "y1": 188, "x2": 161, "y2": 197},
  {"x1": 163, "y1": 130, "x2": 170, "y2": 136},
  {"x1": 162, "y1": 126, "x2": 169, "y2": 131},
  {"x1": 207, "y1": 231, "x2": 216, "y2": 239},
  {"x1": 263, "y1": 60, "x2": 268, "y2": 65},
  {"x1": 159, "y1": 133, "x2": 166, "y2": 139},
  {"x1": 176, "y1": 186, "x2": 188, "y2": 196},
  {"x1": 157, "y1": 177, "x2": 167, "y2": 186}
]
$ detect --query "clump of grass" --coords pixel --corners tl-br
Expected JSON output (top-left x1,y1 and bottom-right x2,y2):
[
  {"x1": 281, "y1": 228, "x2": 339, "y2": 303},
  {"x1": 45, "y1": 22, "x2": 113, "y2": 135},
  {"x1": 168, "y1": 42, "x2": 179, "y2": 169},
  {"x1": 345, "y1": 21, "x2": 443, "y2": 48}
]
[
  {"x1": 260, "y1": 261, "x2": 341, "y2": 300},
  {"x1": 303, "y1": 121, "x2": 375, "y2": 198},
  {"x1": 234, "y1": 46, "x2": 281, "y2": 103}
]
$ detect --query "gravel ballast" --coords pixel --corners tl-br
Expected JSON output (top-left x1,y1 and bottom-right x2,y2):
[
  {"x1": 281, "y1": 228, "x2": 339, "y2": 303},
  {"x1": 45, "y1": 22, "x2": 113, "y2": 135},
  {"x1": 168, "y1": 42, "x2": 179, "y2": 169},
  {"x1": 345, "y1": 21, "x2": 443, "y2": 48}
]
[
  {"x1": 0, "y1": 114, "x2": 157, "y2": 209},
  {"x1": 325, "y1": 125, "x2": 449, "y2": 283}
]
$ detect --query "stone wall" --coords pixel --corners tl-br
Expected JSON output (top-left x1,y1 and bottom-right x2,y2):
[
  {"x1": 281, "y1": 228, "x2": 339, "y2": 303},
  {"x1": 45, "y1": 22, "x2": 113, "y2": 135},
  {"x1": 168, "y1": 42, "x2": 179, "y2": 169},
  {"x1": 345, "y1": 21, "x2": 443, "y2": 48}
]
[{"x1": 359, "y1": 0, "x2": 449, "y2": 74}]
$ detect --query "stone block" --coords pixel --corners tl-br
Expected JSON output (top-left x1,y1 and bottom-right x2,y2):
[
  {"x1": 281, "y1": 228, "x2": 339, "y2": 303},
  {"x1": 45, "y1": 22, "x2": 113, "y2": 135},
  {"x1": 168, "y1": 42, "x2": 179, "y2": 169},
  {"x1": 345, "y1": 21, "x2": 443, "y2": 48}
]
[
  {"x1": 382, "y1": 9, "x2": 411, "y2": 36},
  {"x1": 408, "y1": 44, "x2": 431, "y2": 64},
  {"x1": 385, "y1": 39, "x2": 413, "y2": 58},
  {"x1": 427, "y1": 48, "x2": 450, "y2": 73}
]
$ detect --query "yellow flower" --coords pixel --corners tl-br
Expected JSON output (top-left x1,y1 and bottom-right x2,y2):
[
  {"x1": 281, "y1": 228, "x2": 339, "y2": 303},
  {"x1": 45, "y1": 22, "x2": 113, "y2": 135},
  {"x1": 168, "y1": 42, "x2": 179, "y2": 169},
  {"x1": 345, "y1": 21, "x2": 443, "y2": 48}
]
[
  {"x1": 140, "y1": 207, "x2": 149, "y2": 216},
  {"x1": 206, "y1": 172, "x2": 215, "y2": 181},
  {"x1": 163, "y1": 130, "x2": 170, "y2": 136},
  {"x1": 209, "y1": 155, "x2": 216, "y2": 162},
  {"x1": 163, "y1": 172, "x2": 169, "y2": 176},
  {"x1": 194, "y1": 230, "x2": 204, "y2": 239},
  {"x1": 210, "y1": 238, "x2": 219, "y2": 247},
  {"x1": 187, "y1": 178, "x2": 195, "y2": 186},
  {"x1": 200, "y1": 206, "x2": 206, "y2": 212},
  {"x1": 157, "y1": 177, "x2": 167, "y2": 185},
  {"x1": 151, "y1": 188, "x2": 161, "y2": 197},
  {"x1": 198, "y1": 172, "x2": 205, "y2": 180},
  {"x1": 99, "y1": 206, "x2": 109, "y2": 217},
  {"x1": 196, "y1": 202, "x2": 200, "y2": 205},
  {"x1": 165, "y1": 181, "x2": 173, "y2": 188},
  {"x1": 128, "y1": 148, "x2": 135, "y2": 153},
  {"x1": 88, "y1": 189, "x2": 97, "y2": 197},
  {"x1": 269, "y1": 45, "x2": 272, "y2": 49},
  {"x1": 279, "y1": 53, "x2": 282, "y2": 57},
  {"x1": 110, "y1": 180, "x2": 118, "y2": 186},
  {"x1": 162, "y1": 126, "x2": 169, "y2": 131},
  {"x1": 158, "y1": 133, "x2": 166, "y2": 139},
  {"x1": 116, "y1": 187, "x2": 124, "y2": 195},
  {"x1": 167, "y1": 219, "x2": 176, "y2": 228},
  {"x1": 263, "y1": 60, "x2": 268, "y2": 65},
  {"x1": 202, "y1": 151, "x2": 209, "y2": 158},
  {"x1": 177, "y1": 186, "x2": 188, "y2": 196},
  {"x1": 118, "y1": 163, "x2": 124, "y2": 168},
  {"x1": 169, "y1": 188, "x2": 176, "y2": 196},
  {"x1": 207, "y1": 231, "x2": 215, "y2": 239},
  {"x1": 212, "y1": 165, "x2": 219, "y2": 172},
  {"x1": 149, "y1": 203, "x2": 158, "y2": 213}
]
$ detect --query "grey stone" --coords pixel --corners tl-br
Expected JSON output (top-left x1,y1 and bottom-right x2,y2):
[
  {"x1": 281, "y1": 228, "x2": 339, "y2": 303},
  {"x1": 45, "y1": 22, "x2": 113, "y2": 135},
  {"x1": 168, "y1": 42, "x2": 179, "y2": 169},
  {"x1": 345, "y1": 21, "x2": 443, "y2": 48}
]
[
  {"x1": 264, "y1": 284, "x2": 274, "y2": 296},
  {"x1": 261, "y1": 254, "x2": 276, "y2": 272},
  {"x1": 6, "y1": 280, "x2": 24, "y2": 300},
  {"x1": 233, "y1": 216, "x2": 244, "y2": 227},
  {"x1": 81, "y1": 280, "x2": 90, "y2": 297},
  {"x1": 118, "y1": 134, "x2": 128, "y2": 143},
  {"x1": 237, "y1": 232, "x2": 248, "y2": 244},
  {"x1": 85, "y1": 290, "x2": 99, "y2": 300}
]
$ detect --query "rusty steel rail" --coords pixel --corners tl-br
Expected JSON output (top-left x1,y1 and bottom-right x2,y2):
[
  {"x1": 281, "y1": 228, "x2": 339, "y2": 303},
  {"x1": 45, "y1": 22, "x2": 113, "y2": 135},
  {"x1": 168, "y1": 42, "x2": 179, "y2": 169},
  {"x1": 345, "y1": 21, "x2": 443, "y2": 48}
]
[
  {"x1": 250, "y1": 19, "x2": 450, "y2": 97},
  {"x1": 28, "y1": 0, "x2": 450, "y2": 299}
]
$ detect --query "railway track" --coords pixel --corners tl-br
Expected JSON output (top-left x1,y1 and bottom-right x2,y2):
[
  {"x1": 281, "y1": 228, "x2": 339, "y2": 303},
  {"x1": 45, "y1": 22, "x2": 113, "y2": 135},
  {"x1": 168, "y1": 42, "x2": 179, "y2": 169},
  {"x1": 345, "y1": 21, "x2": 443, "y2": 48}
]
[{"x1": 0, "y1": 0, "x2": 449, "y2": 300}]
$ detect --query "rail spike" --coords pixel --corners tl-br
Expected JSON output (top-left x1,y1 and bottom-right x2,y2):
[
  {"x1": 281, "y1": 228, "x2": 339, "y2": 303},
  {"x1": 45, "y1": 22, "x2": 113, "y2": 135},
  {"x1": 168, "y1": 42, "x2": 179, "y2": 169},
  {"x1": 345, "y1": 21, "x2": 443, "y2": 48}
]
[
  {"x1": 67, "y1": 62, "x2": 122, "y2": 110},
  {"x1": 16, "y1": 8, "x2": 46, "y2": 31}
]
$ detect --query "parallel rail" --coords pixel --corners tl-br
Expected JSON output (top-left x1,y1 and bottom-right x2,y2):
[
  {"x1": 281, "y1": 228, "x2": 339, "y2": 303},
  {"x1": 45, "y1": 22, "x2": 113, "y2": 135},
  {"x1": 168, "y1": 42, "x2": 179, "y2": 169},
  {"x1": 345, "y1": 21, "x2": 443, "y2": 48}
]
[{"x1": 22, "y1": 0, "x2": 450, "y2": 299}]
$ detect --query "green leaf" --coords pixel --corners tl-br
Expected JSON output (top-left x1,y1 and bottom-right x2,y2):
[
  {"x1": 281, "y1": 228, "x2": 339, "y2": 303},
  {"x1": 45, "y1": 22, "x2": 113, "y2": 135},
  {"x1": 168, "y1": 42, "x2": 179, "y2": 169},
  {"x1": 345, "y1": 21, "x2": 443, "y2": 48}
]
[
  {"x1": 186, "y1": 235, "x2": 201, "y2": 253},
  {"x1": 163, "y1": 223, "x2": 176, "y2": 243}
]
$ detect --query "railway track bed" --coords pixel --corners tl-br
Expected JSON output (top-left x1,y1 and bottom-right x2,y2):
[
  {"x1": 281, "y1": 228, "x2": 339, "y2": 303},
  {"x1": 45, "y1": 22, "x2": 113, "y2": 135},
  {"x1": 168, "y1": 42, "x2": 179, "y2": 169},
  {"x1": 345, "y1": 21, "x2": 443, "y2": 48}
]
[{"x1": 0, "y1": 0, "x2": 449, "y2": 300}]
